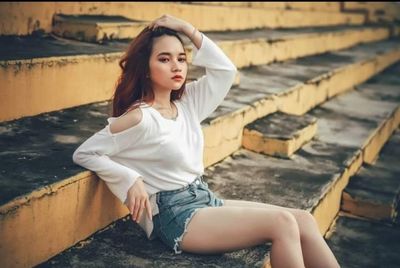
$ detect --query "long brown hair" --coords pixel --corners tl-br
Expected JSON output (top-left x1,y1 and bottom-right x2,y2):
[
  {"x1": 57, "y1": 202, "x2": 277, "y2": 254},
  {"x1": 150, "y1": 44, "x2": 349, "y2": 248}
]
[{"x1": 111, "y1": 26, "x2": 187, "y2": 117}]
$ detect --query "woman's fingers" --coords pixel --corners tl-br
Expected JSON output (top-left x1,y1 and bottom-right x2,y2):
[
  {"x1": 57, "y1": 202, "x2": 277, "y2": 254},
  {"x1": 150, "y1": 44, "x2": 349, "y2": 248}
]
[
  {"x1": 133, "y1": 197, "x2": 141, "y2": 221},
  {"x1": 131, "y1": 197, "x2": 151, "y2": 222},
  {"x1": 136, "y1": 198, "x2": 146, "y2": 222},
  {"x1": 148, "y1": 15, "x2": 163, "y2": 30},
  {"x1": 145, "y1": 198, "x2": 152, "y2": 220},
  {"x1": 148, "y1": 14, "x2": 181, "y2": 32},
  {"x1": 129, "y1": 199, "x2": 135, "y2": 221}
]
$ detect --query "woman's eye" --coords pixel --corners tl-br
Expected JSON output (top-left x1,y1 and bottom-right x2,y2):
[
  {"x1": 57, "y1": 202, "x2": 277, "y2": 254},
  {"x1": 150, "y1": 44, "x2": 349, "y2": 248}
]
[
  {"x1": 179, "y1": 58, "x2": 187, "y2": 62},
  {"x1": 159, "y1": 58, "x2": 168, "y2": 62}
]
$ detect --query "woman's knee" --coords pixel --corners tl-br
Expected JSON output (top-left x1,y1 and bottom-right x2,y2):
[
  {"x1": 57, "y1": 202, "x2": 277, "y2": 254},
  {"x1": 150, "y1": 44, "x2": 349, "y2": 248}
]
[
  {"x1": 294, "y1": 209, "x2": 320, "y2": 238},
  {"x1": 272, "y1": 210, "x2": 300, "y2": 241},
  {"x1": 295, "y1": 209, "x2": 317, "y2": 224}
]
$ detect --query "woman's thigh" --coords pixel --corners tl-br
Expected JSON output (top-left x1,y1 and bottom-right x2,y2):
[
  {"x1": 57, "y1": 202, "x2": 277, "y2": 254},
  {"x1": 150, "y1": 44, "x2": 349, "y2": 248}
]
[
  {"x1": 179, "y1": 205, "x2": 295, "y2": 254},
  {"x1": 223, "y1": 199, "x2": 302, "y2": 214},
  {"x1": 223, "y1": 199, "x2": 319, "y2": 234}
]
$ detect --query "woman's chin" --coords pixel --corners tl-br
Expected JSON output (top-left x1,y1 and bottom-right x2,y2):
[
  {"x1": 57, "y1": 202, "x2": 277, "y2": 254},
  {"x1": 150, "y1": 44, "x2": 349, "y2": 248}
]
[{"x1": 171, "y1": 84, "x2": 184, "y2": 90}]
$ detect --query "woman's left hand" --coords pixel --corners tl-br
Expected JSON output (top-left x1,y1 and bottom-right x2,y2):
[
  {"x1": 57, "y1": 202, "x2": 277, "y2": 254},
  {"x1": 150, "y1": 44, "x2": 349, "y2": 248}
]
[
  {"x1": 148, "y1": 14, "x2": 192, "y2": 34},
  {"x1": 148, "y1": 14, "x2": 202, "y2": 50}
]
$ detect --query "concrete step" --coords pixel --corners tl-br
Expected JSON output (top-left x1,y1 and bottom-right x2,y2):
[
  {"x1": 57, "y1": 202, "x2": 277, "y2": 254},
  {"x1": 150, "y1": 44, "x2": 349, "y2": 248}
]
[
  {"x1": 202, "y1": 38, "x2": 400, "y2": 166},
  {"x1": 50, "y1": 12, "x2": 388, "y2": 46},
  {"x1": 1, "y1": 2, "x2": 366, "y2": 36},
  {"x1": 326, "y1": 214, "x2": 400, "y2": 267},
  {"x1": 341, "y1": 129, "x2": 400, "y2": 223},
  {"x1": 52, "y1": 14, "x2": 148, "y2": 43},
  {"x1": 2, "y1": 26, "x2": 399, "y2": 122},
  {"x1": 242, "y1": 112, "x2": 317, "y2": 158},
  {"x1": 35, "y1": 61, "x2": 400, "y2": 267},
  {"x1": 195, "y1": 2, "x2": 342, "y2": 12},
  {"x1": 206, "y1": 24, "x2": 400, "y2": 68}
]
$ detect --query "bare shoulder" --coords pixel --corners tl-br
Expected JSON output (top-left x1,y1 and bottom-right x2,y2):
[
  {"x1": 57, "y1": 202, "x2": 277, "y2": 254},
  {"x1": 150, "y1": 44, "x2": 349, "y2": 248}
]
[{"x1": 110, "y1": 107, "x2": 143, "y2": 134}]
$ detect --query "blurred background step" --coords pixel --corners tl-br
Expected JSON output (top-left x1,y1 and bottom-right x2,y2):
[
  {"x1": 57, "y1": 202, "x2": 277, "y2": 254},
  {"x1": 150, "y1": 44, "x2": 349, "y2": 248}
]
[
  {"x1": 193, "y1": 2, "x2": 342, "y2": 12},
  {"x1": 197, "y1": 2, "x2": 400, "y2": 23},
  {"x1": 343, "y1": 2, "x2": 400, "y2": 23},
  {"x1": 242, "y1": 112, "x2": 317, "y2": 158},
  {"x1": 50, "y1": 10, "x2": 398, "y2": 51},
  {"x1": 205, "y1": 24, "x2": 400, "y2": 68},
  {"x1": 0, "y1": 2, "x2": 366, "y2": 36},
  {"x1": 49, "y1": 19, "x2": 400, "y2": 67},
  {"x1": 52, "y1": 14, "x2": 149, "y2": 43},
  {"x1": 341, "y1": 128, "x2": 400, "y2": 224},
  {"x1": 3, "y1": 56, "x2": 398, "y2": 268},
  {"x1": 231, "y1": 38, "x2": 400, "y2": 117},
  {"x1": 326, "y1": 214, "x2": 400, "y2": 267}
]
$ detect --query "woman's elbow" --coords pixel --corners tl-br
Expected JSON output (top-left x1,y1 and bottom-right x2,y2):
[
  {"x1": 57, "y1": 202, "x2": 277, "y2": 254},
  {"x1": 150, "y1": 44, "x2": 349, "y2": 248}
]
[
  {"x1": 228, "y1": 62, "x2": 237, "y2": 74},
  {"x1": 72, "y1": 149, "x2": 85, "y2": 165}
]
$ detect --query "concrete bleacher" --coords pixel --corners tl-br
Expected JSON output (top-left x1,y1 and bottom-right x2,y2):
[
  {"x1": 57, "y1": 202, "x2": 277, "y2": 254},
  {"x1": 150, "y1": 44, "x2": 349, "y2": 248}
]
[{"x1": 1, "y1": 2, "x2": 399, "y2": 267}]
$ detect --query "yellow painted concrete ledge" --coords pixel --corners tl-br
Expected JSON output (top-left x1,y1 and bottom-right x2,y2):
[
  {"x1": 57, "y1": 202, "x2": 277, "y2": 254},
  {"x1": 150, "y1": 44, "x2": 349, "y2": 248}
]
[
  {"x1": 242, "y1": 119, "x2": 317, "y2": 158},
  {"x1": 1, "y1": 25, "x2": 393, "y2": 123}
]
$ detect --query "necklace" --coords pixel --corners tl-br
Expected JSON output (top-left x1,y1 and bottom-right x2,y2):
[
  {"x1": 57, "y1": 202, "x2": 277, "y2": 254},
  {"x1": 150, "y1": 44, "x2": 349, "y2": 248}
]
[{"x1": 152, "y1": 102, "x2": 177, "y2": 120}]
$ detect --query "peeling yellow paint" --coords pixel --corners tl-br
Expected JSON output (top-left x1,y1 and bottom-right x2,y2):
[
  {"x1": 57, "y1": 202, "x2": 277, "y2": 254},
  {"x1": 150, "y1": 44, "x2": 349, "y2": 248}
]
[
  {"x1": 0, "y1": 54, "x2": 122, "y2": 122},
  {"x1": 363, "y1": 107, "x2": 400, "y2": 164},
  {"x1": 312, "y1": 150, "x2": 363, "y2": 235},
  {"x1": 0, "y1": 172, "x2": 129, "y2": 268},
  {"x1": 0, "y1": 2, "x2": 365, "y2": 36}
]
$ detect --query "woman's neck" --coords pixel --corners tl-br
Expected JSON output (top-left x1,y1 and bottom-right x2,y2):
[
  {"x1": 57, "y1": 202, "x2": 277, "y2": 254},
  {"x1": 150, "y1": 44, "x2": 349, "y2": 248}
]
[{"x1": 151, "y1": 89, "x2": 173, "y2": 108}]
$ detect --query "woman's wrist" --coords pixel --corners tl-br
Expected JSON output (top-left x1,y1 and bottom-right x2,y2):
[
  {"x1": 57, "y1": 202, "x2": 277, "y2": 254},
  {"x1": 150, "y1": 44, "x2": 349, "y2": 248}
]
[
  {"x1": 182, "y1": 23, "x2": 202, "y2": 49},
  {"x1": 182, "y1": 23, "x2": 195, "y2": 37}
]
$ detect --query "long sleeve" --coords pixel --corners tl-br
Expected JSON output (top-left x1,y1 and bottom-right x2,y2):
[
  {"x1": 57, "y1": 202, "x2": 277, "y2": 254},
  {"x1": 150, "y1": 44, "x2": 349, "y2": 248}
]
[
  {"x1": 183, "y1": 33, "x2": 237, "y2": 123},
  {"x1": 72, "y1": 123, "x2": 144, "y2": 205}
]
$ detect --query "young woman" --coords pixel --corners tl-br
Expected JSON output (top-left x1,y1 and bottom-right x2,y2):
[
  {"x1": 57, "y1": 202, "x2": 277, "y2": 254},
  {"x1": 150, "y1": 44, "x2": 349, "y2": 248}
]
[{"x1": 72, "y1": 14, "x2": 340, "y2": 268}]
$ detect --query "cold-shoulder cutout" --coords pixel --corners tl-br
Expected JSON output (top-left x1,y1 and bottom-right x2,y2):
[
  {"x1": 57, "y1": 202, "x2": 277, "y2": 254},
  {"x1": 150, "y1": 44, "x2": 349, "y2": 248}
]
[{"x1": 109, "y1": 107, "x2": 143, "y2": 135}]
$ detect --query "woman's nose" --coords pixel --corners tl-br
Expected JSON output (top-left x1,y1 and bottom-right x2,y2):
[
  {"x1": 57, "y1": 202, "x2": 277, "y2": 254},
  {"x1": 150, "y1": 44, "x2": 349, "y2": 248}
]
[
  {"x1": 172, "y1": 60, "x2": 182, "y2": 71},
  {"x1": 172, "y1": 65, "x2": 181, "y2": 72}
]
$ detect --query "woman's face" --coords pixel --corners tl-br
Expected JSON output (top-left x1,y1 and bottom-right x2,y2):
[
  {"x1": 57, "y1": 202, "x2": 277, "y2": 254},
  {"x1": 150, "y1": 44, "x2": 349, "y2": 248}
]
[{"x1": 149, "y1": 35, "x2": 188, "y2": 93}]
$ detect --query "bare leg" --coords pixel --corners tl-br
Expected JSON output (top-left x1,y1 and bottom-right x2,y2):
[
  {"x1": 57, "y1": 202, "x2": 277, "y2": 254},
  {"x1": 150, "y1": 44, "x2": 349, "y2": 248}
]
[
  {"x1": 179, "y1": 206, "x2": 305, "y2": 268},
  {"x1": 223, "y1": 199, "x2": 340, "y2": 268}
]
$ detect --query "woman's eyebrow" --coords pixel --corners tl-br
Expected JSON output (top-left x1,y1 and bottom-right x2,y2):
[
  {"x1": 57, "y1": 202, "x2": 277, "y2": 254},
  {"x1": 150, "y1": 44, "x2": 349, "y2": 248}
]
[{"x1": 157, "y1": 52, "x2": 187, "y2": 57}]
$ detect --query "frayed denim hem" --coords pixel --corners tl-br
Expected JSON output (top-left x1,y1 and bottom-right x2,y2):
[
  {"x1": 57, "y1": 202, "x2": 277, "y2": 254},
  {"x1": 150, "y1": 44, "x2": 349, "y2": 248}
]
[{"x1": 172, "y1": 208, "x2": 201, "y2": 254}]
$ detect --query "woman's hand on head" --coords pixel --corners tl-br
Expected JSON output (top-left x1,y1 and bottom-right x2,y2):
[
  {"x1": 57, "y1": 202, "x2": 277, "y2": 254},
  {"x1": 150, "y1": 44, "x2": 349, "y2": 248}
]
[
  {"x1": 148, "y1": 14, "x2": 192, "y2": 34},
  {"x1": 125, "y1": 177, "x2": 152, "y2": 223}
]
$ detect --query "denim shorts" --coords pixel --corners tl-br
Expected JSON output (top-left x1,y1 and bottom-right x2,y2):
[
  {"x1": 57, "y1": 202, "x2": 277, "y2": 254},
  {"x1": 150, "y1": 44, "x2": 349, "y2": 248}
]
[{"x1": 153, "y1": 175, "x2": 225, "y2": 254}]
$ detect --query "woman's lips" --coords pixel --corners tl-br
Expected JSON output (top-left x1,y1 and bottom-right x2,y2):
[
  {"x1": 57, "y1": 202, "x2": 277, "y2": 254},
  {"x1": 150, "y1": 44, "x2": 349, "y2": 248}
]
[{"x1": 172, "y1": 77, "x2": 183, "y2": 81}]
